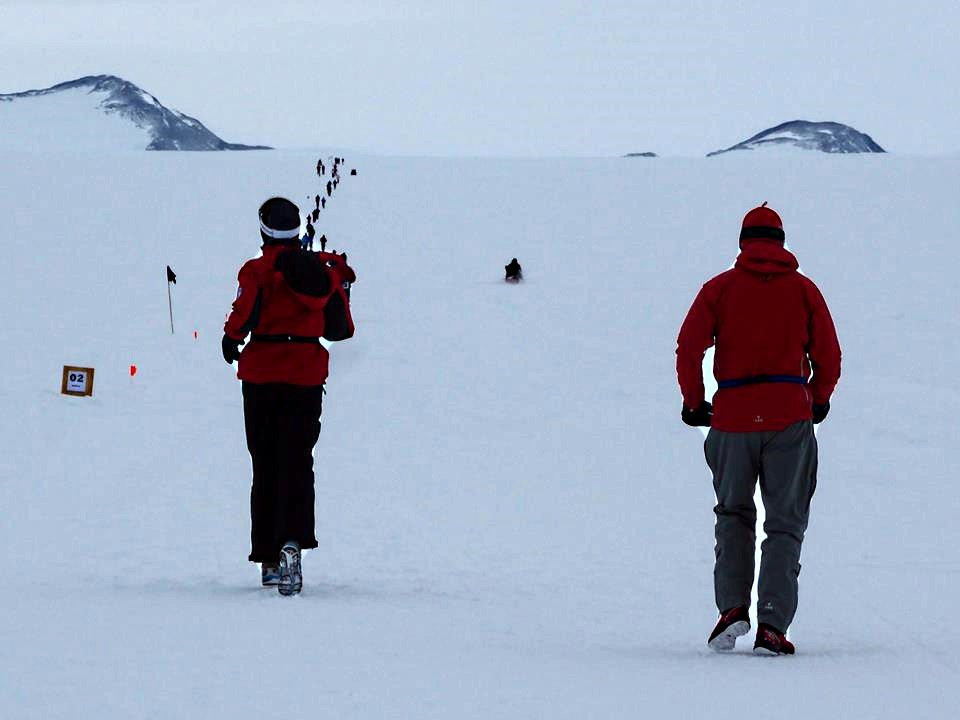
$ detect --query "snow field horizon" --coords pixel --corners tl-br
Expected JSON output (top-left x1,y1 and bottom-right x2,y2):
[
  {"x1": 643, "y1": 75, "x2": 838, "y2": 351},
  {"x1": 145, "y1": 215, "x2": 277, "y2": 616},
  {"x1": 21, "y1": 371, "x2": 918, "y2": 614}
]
[{"x1": 1, "y1": 150, "x2": 958, "y2": 719}]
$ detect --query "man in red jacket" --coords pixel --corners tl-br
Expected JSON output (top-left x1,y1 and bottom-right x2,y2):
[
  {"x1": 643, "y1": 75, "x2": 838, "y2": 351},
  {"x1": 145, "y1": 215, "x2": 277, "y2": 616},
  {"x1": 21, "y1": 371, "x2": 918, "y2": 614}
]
[
  {"x1": 676, "y1": 203, "x2": 841, "y2": 655},
  {"x1": 222, "y1": 197, "x2": 355, "y2": 596}
]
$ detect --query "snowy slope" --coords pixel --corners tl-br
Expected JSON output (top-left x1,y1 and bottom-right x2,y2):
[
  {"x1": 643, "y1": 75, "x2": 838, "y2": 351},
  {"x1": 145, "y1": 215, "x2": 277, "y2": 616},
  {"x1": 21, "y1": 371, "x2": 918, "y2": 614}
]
[
  {"x1": 1, "y1": 150, "x2": 958, "y2": 719},
  {"x1": 708, "y1": 120, "x2": 886, "y2": 156},
  {"x1": 0, "y1": 75, "x2": 270, "y2": 151}
]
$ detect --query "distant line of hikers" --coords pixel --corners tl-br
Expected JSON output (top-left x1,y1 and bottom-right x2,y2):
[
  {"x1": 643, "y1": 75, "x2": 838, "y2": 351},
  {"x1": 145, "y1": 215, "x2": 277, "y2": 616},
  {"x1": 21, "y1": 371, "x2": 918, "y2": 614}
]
[{"x1": 304, "y1": 156, "x2": 355, "y2": 253}]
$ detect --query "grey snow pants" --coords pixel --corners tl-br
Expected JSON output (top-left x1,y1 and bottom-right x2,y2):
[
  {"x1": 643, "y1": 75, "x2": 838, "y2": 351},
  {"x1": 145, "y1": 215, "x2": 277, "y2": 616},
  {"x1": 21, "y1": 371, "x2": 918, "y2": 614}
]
[{"x1": 705, "y1": 421, "x2": 818, "y2": 633}]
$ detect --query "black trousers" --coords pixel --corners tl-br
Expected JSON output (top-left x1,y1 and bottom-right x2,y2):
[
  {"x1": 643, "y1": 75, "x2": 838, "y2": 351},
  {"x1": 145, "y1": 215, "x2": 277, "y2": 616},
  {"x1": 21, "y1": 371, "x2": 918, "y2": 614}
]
[{"x1": 242, "y1": 382, "x2": 323, "y2": 563}]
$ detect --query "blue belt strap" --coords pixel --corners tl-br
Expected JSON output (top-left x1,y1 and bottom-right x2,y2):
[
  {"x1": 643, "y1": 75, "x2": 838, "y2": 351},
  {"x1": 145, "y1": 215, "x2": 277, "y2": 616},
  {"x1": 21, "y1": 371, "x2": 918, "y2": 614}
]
[{"x1": 717, "y1": 375, "x2": 808, "y2": 390}]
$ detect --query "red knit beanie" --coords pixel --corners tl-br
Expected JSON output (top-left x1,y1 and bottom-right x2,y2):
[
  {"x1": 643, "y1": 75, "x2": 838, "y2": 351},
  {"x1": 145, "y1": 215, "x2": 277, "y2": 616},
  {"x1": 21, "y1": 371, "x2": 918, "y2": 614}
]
[{"x1": 739, "y1": 202, "x2": 784, "y2": 246}]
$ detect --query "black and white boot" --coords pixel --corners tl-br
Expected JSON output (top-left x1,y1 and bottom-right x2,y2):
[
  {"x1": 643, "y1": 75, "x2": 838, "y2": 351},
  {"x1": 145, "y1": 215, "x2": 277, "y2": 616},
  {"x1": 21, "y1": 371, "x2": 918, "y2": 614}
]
[
  {"x1": 278, "y1": 542, "x2": 302, "y2": 597},
  {"x1": 261, "y1": 563, "x2": 281, "y2": 587}
]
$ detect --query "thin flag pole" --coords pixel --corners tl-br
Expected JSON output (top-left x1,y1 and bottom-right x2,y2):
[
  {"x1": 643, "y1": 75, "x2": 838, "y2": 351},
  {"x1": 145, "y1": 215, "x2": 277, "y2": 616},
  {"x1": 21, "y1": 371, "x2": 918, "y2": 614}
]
[
  {"x1": 167, "y1": 280, "x2": 174, "y2": 334},
  {"x1": 166, "y1": 265, "x2": 177, "y2": 334}
]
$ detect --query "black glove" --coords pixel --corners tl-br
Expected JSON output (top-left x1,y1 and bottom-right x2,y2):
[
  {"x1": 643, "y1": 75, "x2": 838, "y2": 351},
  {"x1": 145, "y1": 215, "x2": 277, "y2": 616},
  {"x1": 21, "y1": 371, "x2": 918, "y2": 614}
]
[
  {"x1": 682, "y1": 401, "x2": 713, "y2": 427},
  {"x1": 221, "y1": 334, "x2": 244, "y2": 364},
  {"x1": 812, "y1": 401, "x2": 830, "y2": 424}
]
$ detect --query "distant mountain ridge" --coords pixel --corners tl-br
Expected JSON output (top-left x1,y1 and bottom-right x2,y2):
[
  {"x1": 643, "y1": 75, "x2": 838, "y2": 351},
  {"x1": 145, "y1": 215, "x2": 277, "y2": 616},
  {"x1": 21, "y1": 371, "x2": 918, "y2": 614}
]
[
  {"x1": 708, "y1": 120, "x2": 885, "y2": 157},
  {"x1": 0, "y1": 75, "x2": 270, "y2": 151}
]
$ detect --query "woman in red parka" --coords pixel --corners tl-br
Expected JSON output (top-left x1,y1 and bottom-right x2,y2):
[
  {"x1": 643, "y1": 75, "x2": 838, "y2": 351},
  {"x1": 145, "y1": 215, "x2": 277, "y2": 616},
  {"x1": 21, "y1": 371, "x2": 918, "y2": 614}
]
[
  {"x1": 677, "y1": 203, "x2": 840, "y2": 655},
  {"x1": 222, "y1": 197, "x2": 355, "y2": 596}
]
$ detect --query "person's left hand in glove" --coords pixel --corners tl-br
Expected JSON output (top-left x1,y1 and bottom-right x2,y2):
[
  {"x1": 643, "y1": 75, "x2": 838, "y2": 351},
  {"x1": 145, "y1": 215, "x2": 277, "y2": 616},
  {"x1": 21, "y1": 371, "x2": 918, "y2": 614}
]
[
  {"x1": 221, "y1": 333, "x2": 245, "y2": 364},
  {"x1": 812, "y1": 401, "x2": 830, "y2": 424}
]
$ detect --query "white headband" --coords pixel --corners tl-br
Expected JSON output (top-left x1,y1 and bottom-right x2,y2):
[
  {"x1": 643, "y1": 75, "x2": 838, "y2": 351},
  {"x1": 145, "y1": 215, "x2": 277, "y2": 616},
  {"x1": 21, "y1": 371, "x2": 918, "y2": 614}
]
[{"x1": 260, "y1": 219, "x2": 301, "y2": 240}]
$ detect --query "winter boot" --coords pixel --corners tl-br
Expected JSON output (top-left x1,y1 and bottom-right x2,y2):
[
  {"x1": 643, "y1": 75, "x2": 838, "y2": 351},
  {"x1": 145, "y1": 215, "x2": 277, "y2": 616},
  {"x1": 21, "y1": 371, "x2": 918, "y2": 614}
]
[
  {"x1": 278, "y1": 542, "x2": 302, "y2": 597},
  {"x1": 261, "y1": 563, "x2": 281, "y2": 587},
  {"x1": 707, "y1": 606, "x2": 751, "y2": 652},
  {"x1": 753, "y1": 623, "x2": 795, "y2": 656}
]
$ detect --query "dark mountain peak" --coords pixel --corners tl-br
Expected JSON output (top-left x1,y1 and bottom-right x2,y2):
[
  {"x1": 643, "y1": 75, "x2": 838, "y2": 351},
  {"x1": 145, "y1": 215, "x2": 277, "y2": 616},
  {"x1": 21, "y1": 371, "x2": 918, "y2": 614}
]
[
  {"x1": 708, "y1": 120, "x2": 885, "y2": 157},
  {"x1": 0, "y1": 74, "x2": 270, "y2": 151}
]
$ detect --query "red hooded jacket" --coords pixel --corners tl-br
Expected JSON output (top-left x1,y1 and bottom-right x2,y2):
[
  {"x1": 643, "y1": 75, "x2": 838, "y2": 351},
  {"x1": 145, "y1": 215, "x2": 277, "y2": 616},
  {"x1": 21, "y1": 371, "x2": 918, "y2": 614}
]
[
  {"x1": 224, "y1": 244, "x2": 354, "y2": 386},
  {"x1": 676, "y1": 241, "x2": 841, "y2": 432}
]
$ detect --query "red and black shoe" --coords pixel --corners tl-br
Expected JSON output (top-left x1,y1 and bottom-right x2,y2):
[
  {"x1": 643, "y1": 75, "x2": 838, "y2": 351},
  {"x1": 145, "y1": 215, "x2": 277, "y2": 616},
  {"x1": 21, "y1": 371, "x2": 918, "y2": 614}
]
[
  {"x1": 707, "y1": 606, "x2": 751, "y2": 652},
  {"x1": 753, "y1": 623, "x2": 795, "y2": 656}
]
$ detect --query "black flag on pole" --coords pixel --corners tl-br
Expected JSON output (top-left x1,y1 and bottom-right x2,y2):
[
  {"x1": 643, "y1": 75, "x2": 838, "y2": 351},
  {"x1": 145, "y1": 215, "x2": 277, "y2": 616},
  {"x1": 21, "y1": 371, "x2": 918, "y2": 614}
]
[{"x1": 166, "y1": 265, "x2": 177, "y2": 284}]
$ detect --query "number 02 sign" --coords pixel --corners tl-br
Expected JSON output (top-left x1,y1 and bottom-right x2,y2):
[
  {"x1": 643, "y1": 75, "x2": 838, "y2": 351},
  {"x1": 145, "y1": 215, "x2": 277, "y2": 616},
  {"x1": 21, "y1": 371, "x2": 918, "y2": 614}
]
[{"x1": 61, "y1": 366, "x2": 95, "y2": 397}]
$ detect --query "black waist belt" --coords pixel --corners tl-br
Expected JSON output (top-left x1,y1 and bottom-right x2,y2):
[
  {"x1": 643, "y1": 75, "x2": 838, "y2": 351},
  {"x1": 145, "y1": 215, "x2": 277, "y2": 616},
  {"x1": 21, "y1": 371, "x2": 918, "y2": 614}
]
[
  {"x1": 251, "y1": 334, "x2": 321, "y2": 344},
  {"x1": 717, "y1": 375, "x2": 807, "y2": 390}
]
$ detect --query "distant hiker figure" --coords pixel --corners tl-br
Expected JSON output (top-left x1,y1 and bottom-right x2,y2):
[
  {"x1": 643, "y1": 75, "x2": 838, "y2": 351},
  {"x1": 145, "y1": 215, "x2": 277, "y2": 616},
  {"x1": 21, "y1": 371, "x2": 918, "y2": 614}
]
[
  {"x1": 316, "y1": 159, "x2": 323, "y2": 177},
  {"x1": 677, "y1": 203, "x2": 841, "y2": 656},
  {"x1": 326, "y1": 181, "x2": 332, "y2": 197},
  {"x1": 321, "y1": 197, "x2": 326, "y2": 209},
  {"x1": 222, "y1": 196, "x2": 356, "y2": 596},
  {"x1": 314, "y1": 194, "x2": 321, "y2": 211},
  {"x1": 320, "y1": 234, "x2": 327, "y2": 252},
  {"x1": 311, "y1": 208, "x2": 320, "y2": 223},
  {"x1": 505, "y1": 258, "x2": 522, "y2": 282},
  {"x1": 305, "y1": 220, "x2": 316, "y2": 250},
  {"x1": 350, "y1": 168, "x2": 357, "y2": 176}
]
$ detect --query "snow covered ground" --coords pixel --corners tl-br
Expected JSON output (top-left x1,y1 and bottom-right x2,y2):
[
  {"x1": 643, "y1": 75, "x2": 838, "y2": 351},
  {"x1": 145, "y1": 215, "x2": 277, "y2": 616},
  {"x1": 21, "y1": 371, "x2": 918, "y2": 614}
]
[{"x1": 1, "y1": 149, "x2": 958, "y2": 718}]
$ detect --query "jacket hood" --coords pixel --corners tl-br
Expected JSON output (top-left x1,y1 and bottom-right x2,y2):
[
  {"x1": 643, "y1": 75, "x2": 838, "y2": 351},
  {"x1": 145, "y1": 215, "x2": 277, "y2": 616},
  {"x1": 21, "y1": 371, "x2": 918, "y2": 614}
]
[{"x1": 735, "y1": 241, "x2": 799, "y2": 275}]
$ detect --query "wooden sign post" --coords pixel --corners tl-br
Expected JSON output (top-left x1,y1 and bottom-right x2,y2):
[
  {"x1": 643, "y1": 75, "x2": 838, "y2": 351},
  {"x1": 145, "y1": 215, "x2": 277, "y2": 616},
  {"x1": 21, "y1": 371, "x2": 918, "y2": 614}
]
[{"x1": 61, "y1": 366, "x2": 95, "y2": 397}]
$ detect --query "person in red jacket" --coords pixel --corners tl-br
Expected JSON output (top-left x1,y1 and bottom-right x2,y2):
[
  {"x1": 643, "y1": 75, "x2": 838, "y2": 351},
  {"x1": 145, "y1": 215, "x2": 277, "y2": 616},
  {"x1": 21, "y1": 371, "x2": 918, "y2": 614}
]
[
  {"x1": 676, "y1": 203, "x2": 841, "y2": 655},
  {"x1": 222, "y1": 197, "x2": 356, "y2": 596}
]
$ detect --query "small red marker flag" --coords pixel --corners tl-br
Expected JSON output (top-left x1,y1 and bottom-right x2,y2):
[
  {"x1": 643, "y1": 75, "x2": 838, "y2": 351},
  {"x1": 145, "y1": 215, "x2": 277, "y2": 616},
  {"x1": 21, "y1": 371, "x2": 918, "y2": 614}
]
[{"x1": 130, "y1": 365, "x2": 137, "y2": 377}]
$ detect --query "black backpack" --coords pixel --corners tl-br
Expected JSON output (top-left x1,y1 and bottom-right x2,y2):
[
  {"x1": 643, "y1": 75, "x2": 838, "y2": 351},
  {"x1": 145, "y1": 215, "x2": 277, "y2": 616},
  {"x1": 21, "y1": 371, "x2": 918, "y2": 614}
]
[{"x1": 274, "y1": 250, "x2": 355, "y2": 341}]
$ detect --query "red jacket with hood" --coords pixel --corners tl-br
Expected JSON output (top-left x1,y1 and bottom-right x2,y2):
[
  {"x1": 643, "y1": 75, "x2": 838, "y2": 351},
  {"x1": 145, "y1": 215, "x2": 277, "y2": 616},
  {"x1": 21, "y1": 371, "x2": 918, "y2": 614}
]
[
  {"x1": 676, "y1": 241, "x2": 841, "y2": 432},
  {"x1": 224, "y1": 244, "x2": 354, "y2": 386}
]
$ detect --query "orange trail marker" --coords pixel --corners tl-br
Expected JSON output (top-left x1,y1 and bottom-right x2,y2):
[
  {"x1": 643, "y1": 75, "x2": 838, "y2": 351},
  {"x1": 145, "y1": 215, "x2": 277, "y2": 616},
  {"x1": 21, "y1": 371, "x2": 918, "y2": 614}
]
[{"x1": 130, "y1": 365, "x2": 138, "y2": 377}]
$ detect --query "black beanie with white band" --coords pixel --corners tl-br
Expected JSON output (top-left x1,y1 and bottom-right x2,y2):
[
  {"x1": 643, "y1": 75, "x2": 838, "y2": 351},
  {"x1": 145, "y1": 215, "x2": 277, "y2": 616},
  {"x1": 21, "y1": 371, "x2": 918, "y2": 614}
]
[{"x1": 258, "y1": 197, "x2": 301, "y2": 244}]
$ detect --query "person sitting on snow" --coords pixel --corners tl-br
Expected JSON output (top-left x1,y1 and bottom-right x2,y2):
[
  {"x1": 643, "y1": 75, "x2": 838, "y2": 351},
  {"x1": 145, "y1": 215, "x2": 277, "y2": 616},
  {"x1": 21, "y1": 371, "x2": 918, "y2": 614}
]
[{"x1": 505, "y1": 258, "x2": 522, "y2": 282}]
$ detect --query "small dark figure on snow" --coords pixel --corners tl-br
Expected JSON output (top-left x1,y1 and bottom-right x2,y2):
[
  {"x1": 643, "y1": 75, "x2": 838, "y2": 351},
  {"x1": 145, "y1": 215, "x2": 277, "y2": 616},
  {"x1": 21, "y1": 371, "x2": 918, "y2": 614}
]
[
  {"x1": 312, "y1": 208, "x2": 320, "y2": 223},
  {"x1": 350, "y1": 168, "x2": 357, "y2": 176},
  {"x1": 305, "y1": 221, "x2": 316, "y2": 251},
  {"x1": 678, "y1": 203, "x2": 841, "y2": 656},
  {"x1": 505, "y1": 258, "x2": 522, "y2": 282},
  {"x1": 314, "y1": 194, "x2": 321, "y2": 210},
  {"x1": 326, "y1": 181, "x2": 332, "y2": 197},
  {"x1": 221, "y1": 196, "x2": 357, "y2": 596},
  {"x1": 320, "y1": 233, "x2": 327, "y2": 252},
  {"x1": 321, "y1": 197, "x2": 326, "y2": 209},
  {"x1": 316, "y1": 159, "x2": 323, "y2": 177}
]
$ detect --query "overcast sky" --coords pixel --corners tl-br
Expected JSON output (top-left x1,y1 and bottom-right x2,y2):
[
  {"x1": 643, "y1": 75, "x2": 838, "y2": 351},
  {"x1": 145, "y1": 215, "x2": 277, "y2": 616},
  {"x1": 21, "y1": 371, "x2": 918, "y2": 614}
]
[{"x1": 2, "y1": 0, "x2": 957, "y2": 156}]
